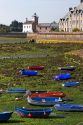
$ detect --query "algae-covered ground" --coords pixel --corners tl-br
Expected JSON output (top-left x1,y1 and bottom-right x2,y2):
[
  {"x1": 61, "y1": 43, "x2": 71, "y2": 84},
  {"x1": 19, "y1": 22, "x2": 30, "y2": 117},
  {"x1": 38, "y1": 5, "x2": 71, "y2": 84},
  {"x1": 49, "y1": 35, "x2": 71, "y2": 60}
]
[{"x1": 0, "y1": 38, "x2": 83, "y2": 125}]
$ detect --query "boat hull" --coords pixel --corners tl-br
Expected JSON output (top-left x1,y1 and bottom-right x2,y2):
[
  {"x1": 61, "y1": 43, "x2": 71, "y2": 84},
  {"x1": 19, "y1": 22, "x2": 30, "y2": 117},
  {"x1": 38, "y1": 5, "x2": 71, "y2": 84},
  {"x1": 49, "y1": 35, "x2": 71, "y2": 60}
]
[
  {"x1": 27, "y1": 97, "x2": 62, "y2": 106},
  {"x1": 59, "y1": 66, "x2": 76, "y2": 71},
  {"x1": 54, "y1": 103, "x2": 83, "y2": 111},
  {"x1": 54, "y1": 73, "x2": 71, "y2": 80},
  {"x1": 30, "y1": 92, "x2": 65, "y2": 98},
  {"x1": 6, "y1": 88, "x2": 26, "y2": 93},
  {"x1": 15, "y1": 107, "x2": 52, "y2": 118},
  {"x1": 0, "y1": 112, "x2": 13, "y2": 121},
  {"x1": 28, "y1": 66, "x2": 44, "y2": 70},
  {"x1": 19, "y1": 69, "x2": 38, "y2": 76},
  {"x1": 62, "y1": 82, "x2": 80, "y2": 87}
]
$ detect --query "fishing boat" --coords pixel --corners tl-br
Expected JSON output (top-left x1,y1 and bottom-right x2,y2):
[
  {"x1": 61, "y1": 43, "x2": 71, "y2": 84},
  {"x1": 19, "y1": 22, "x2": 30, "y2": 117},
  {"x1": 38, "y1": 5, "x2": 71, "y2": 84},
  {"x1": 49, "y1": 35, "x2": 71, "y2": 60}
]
[
  {"x1": 15, "y1": 107, "x2": 52, "y2": 118},
  {"x1": 28, "y1": 66, "x2": 44, "y2": 70},
  {"x1": 6, "y1": 88, "x2": 26, "y2": 93},
  {"x1": 54, "y1": 103, "x2": 83, "y2": 111},
  {"x1": 27, "y1": 96, "x2": 62, "y2": 106},
  {"x1": 19, "y1": 69, "x2": 38, "y2": 76},
  {"x1": 0, "y1": 112, "x2": 13, "y2": 121},
  {"x1": 54, "y1": 73, "x2": 71, "y2": 80},
  {"x1": 59, "y1": 66, "x2": 76, "y2": 71},
  {"x1": 29, "y1": 92, "x2": 65, "y2": 98},
  {"x1": 62, "y1": 82, "x2": 80, "y2": 87}
]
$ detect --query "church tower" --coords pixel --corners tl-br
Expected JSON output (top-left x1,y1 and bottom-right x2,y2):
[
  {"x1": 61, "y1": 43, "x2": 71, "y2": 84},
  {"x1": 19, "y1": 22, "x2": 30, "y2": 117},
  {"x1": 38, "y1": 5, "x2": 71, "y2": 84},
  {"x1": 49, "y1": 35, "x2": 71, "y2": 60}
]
[
  {"x1": 80, "y1": 0, "x2": 83, "y2": 3},
  {"x1": 32, "y1": 13, "x2": 39, "y2": 25}
]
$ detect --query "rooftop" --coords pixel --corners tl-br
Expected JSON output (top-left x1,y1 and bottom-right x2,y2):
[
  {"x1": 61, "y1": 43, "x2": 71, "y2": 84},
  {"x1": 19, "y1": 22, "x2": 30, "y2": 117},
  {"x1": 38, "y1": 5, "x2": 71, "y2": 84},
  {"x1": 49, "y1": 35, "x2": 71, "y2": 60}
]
[
  {"x1": 23, "y1": 21, "x2": 34, "y2": 24},
  {"x1": 60, "y1": 2, "x2": 83, "y2": 21}
]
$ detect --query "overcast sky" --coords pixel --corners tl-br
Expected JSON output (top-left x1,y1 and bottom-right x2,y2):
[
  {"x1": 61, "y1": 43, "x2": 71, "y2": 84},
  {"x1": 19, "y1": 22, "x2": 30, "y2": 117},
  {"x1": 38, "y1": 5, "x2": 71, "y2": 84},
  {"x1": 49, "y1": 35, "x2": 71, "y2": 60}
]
[{"x1": 0, "y1": 0, "x2": 80, "y2": 25}]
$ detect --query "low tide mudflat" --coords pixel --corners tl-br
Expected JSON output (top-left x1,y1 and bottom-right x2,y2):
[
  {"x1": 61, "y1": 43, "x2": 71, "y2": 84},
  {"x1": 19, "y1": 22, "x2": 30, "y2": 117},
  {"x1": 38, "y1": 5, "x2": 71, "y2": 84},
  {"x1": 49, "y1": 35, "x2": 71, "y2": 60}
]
[{"x1": 0, "y1": 38, "x2": 83, "y2": 125}]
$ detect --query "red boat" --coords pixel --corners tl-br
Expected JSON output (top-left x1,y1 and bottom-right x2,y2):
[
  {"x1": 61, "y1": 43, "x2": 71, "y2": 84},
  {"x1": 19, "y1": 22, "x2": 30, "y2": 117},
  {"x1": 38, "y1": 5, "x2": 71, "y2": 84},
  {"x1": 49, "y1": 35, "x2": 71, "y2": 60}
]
[
  {"x1": 28, "y1": 66, "x2": 44, "y2": 70},
  {"x1": 29, "y1": 92, "x2": 65, "y2": 98}
]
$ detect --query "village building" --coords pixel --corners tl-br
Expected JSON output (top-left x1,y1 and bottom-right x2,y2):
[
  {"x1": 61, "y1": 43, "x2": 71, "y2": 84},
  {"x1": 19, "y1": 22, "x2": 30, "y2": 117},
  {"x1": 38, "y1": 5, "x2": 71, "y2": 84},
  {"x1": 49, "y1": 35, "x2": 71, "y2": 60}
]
[
  {"x1": 59, "y1": 0, "x2": 83, "y2": 32},
  {"x1": 23, "y1": 13, "x2": 38, "y2": 33},
  {"x1": 23, "y1": 13, "x2": 58, "y2": 33}
]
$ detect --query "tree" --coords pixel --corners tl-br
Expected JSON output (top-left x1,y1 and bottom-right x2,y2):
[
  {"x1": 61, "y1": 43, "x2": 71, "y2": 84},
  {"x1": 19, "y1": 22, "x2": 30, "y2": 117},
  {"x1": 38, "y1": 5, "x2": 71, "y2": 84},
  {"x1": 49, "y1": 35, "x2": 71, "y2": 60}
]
[
  {"x1": 72, "y1": 28, "x2": 80, "y2": 32},
  {"x1": 51, "y1": 27, "x2": 59, "y2": 32},
  {"x1": 10, "y1": 20, "x2": 23, "y2": 32},
  {"x1": 0, "y1": 24, "x2": 10, "y2": 33},
  {"x1": 50, "y1": 21, "x2": 59, "y2": 32}
]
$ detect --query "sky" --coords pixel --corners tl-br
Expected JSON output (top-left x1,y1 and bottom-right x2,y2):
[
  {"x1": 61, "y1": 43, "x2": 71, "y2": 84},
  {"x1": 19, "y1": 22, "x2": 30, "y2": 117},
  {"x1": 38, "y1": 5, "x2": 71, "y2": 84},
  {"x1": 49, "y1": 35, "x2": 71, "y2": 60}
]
[{"x1": 0, "y1": 0, "x2": 80, "y2": 25}]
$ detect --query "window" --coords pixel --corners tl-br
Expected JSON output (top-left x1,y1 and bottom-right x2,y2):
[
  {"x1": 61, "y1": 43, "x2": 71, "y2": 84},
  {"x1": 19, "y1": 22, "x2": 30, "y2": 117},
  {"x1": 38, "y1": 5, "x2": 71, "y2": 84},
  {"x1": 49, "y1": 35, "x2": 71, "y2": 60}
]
[{"x1": 77, "y1": 20, "x2": 79, "y2": 24}]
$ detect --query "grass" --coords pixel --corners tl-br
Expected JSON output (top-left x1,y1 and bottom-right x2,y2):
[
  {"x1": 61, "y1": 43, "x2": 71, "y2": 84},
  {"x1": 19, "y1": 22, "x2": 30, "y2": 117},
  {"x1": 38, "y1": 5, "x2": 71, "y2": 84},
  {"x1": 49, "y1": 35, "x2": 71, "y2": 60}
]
[{"x1": 0, "y1": 38, "x2": 83, "y2": 125}]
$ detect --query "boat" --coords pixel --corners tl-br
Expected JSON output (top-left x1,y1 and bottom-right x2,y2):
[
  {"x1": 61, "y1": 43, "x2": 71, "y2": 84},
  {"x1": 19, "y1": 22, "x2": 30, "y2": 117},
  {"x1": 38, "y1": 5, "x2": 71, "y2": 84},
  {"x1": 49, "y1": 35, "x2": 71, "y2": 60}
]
[
  {"x1": 15, "y1": 107, "x2": 52, "y2": 118},
  {"x1": 27, "y1": 96, "x2": 62, "y2": 106},
  {"x1": 28, "y1": 66, "x2": 44, "y2": 70},
  {"x1": 59, "y1": 66, "x2": 76, "y2": 71},
  {"x1": 0, "y1": 112, "x2": 13, "y2": 121},
  {"x1": 54, "y1": 73, "x2": 71, "y2": 80},
  {"x1": 62, "y1": 82, "x2": 80, "y2": 87},
  {"x1": 6, "y1": 88, "x2": 26, "y2": 93},
  {"x1": 54, "y1": 103, "x2": 83, "y2": 111},
  {"x1": 19, "y1": 69, "x2": 38, "y2": 76},
  {"x1": 29, "y1": 92, "x2": 65, "y2": 98}
]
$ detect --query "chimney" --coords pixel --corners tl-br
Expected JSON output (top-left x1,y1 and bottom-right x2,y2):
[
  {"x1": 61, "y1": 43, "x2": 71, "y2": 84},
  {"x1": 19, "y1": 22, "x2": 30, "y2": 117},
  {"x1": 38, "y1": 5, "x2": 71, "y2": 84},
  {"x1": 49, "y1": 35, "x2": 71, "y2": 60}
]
[
  {"x1": 26, "y1": 18, "x2": 28, "y2": 22},
  {"x1": 69, "y1": 7, "x2": 73, "y2": 11}
]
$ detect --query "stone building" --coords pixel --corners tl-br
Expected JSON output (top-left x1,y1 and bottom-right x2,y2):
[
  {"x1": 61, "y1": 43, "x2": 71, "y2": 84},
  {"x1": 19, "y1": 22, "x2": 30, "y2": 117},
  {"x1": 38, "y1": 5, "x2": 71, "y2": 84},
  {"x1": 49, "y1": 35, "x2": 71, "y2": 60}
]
[
  {"x1": 59, "y1": 0, "x2": 83, "y2": 32},
  {"x1": 23, "y1": 13, "x2": 38, "y2": 33},
  {"x1": 23, "y1": 13, "x2": 58, "y2": 33}
]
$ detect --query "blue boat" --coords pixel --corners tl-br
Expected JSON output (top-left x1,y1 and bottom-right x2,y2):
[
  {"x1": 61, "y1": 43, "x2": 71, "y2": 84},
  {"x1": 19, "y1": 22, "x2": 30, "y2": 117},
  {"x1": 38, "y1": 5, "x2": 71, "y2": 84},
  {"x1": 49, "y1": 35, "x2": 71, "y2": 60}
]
[
  {"x1": 54, "y1": 73, "x2": 71, "y2": 80},
  {"x1": 0, "y1": 112, "x2": 13, "y2": 121},
  {"x1": 54, "y1": 103, "x2": 83, "y2": 111},
  {"x1": 19, "y1": 69, "x2": 38, "y2": 76},
  {"x1": 59, "y1": 66, "x2": 76, "y2": 71},
  {"x1": 27, "y1": 96, "x2": 62, "y2": 106},
  {"x1": 15, "y1": 107, "x2": 52, "y2": 118},
  {"x1": 6, "y1": 88, "x2": 26, "y2": 93},
  {"x1": 62, "y1": 82, "x2": 80, "y2": 87}
]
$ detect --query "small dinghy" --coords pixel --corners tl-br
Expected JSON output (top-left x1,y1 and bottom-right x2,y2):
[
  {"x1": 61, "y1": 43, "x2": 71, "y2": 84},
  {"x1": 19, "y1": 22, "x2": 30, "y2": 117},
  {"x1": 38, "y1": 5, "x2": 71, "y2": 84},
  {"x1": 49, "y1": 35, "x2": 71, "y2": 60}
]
[
  {"x1": 54, "y1": 73, "x2": 71, "y2": 80},
  {"x1": 15, "y1": 107, "x2": 52, "y2": 118},
  {"x1": 30, "y1": 92, "x2": 65, "y2": 98},
  {"x1": 0, "y1": 112, "x2": 13, "y2": 121},
  {"x1": 27, "y1": 96, "x2": 62, "y2": 106},
  {"x1": 54, "y1": 103, "x2": 83, "y2": 111},
  {"x1": 6, "y1": 88, "x2": 26, "y2": 93},
  {"x1": 59, "y1": 66, "x2": 76, "y2": 71},
  {"x1": 28, "y1": 66, "x2": 44, "y2": 70},
  {"x1": 62, "y1": 82, "x2": 80, "y2": 87},
  {"x1": 19, "y1": 69, "x2": 38, "y2": 76}
]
